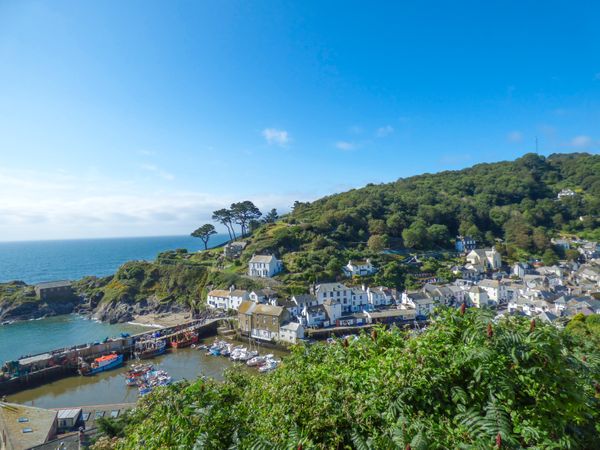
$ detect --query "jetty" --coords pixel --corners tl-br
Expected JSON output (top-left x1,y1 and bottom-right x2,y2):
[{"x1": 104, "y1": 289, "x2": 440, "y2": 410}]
[{"x1": 0, "y1": 317, "x2": 226, "y2": 396}]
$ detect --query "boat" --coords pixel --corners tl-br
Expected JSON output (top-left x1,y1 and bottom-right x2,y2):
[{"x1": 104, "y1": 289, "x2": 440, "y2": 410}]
[
  {"x1": 170, "y1": 331, "x2": 199, "y2": 349},
  {"x1": 79, "y1": 353, "x2": 124, "y2": 376},
  {"x1": 127, "y1": 363, "x2": 154, "y2": 377},
  {"x1": 134, "y1": 339, "x2": 167, "y2": 359},
  {"x1": 258, "y1": 358, "x2": 279, "y2": 373}
]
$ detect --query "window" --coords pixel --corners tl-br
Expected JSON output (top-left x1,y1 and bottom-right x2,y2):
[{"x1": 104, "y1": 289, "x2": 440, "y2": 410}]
[
  {"x1": 17, "y1": 417, "x2": 29, "y2": 423},
  {"x1": 22, "y1": 428, "x2": 33, "y2": 434}
]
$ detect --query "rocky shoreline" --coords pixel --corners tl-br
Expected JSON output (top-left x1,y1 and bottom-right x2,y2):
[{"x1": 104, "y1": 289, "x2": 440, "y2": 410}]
[{"x1": 0, "y1": 290, "x2": 192, "y2": 325}]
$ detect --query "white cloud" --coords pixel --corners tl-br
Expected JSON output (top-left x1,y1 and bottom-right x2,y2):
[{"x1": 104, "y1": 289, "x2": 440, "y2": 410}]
[
  {"x1": 376, "y1": 125, "x2": 394, "y2": 138},
  {"x1": 335, "y1": 141, "x2": 356, "y2": 151},
  {"x1": 140, "y1": 164, "x2": 175, "y2": 181},
  {"x1": 0, "y1": 168, "x2": 311, "y2": 241},
  {"x1": 569, "y1": 135, "x2": 592, "y2": 148},
  {"x1": 262, "y1": 128, "x2": 290, "y2": 146},
  {"x1": 507, "y1": 131, "x2": 523, "y2": 143}
]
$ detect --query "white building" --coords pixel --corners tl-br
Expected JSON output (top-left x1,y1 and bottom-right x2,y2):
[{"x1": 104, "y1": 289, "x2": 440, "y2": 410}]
[
  {"x1": 401, "y1": 292, "x2": 436, "y2": 317},
  {"x1": 364, "y1": 286, "x2": 395, "y2": 307},
  {"x1": 314, "y1": 283, "x2": 354, "y2": 313},
  {"x1": 248, "y1": 254, "x2": 283, "y2": 278},
  {"x1": 466, "y1": 247, "x2": 502, "y2": 271},
  {"x1": 557, "y1": 188, "x2": 576, "y2": 199},
  {"x1": 206, "y1": 287, "x2": 249, "y2": 310},
  {"x1": 477, "y1": 279, "x2": 505, "y2": 305},
  {"x1": 467, "y1": 286, "x2": 489, "y2": 308},
  {"x1": 343, "y1": 259, "x2": 377, "y2": 277},
  {"x1": 279, "y1": 322, "x2": 305, "y2": 344}
]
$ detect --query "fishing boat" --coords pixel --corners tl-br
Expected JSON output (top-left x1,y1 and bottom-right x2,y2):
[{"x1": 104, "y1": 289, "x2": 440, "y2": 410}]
[
  {"x1": 79, "y1": 353, "x2": 124, "y2": 376},
  {"x1": 247, "y1": 354, "x2": 274, "y2": 367},
  {"x1": 134, "y1": 339, "x2": 167, "y2": 359},
  {"x1": 170, "y1": 331, "x2": 199, "y2": 349},
  {"x1": 127, "y1": 363, "x2": 154, "y2": 377}
]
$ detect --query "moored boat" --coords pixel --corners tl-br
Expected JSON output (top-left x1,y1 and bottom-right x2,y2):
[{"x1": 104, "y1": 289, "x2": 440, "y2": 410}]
[
  {"x1": 134, "y1": 339, "x2": 167, "y2": 359},
  {"x1": 79, "y1": 353, "x2": 124, "y2": 376},
  {"x1": 170, "y1": 331, "x2": 199, "y2": 349}
]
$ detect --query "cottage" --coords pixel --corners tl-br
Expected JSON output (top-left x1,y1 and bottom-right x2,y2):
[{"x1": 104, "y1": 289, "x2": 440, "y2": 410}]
[
  {"x1": 34, "y1": 281, "x2": 73, "y2": 300},
  {"x1": 279, "y1": 322, "x2": 305, "y2": 344},
  {"x1": 248, "y1": 254, "x2": 283, "y2": 278},
  {"x1": 401, "y1": 291, "x2": 436, "y2": 317},
  {"x1": 364, "y1": 286, "x2": 395, "y2": 307},
  {"x1": 455, "y1": 235, "x2": 477, "y2": 253},
  {"x1": 314, "y1": 283, "x2": 354, "y2": 313},
  {"x1": 237, "y1": 301, "x2": 290, "y2": 341},
  {"x1": 343, "y1": 259, "x2": 377, "y2": 277},
  {"x1": 467, "y1": 286, "x2": 489, "y2": 308},
  {"x1": 477, "y1": 279, "x2": 505, "y2": 304},
  {"x1": 206, "y1": 286, "x2": 249, "y2": 310}
]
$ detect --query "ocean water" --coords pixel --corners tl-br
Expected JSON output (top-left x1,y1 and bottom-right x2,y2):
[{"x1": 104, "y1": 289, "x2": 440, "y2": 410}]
[
  {"x1": 0, "y1": 314, "x2": 148, "y2": 364},
  {"x1": 0, "y1": 234, "x2": 229, "y2": 284}
]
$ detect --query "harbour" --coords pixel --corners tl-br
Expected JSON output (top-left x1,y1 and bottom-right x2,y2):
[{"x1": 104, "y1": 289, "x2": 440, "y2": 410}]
[{"x1": 1, "y1": 316, "x2": 287, "y2": 409}]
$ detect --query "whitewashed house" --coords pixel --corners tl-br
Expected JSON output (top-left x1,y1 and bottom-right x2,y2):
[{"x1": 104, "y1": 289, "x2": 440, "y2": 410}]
[
  {"x1": 477, "y1": 279, "x2": 504, "y2": 305},
  {"x1": 279, "y1": 322, "x2": 305, "y2": 344},
  {"x1": 248, "y1": 254, "x2": 283, "y2": 278},
  {"x1": 466, "y1": 247, "x2": 502, "y2": 271},
  {"x1": 314, "y1": 283, "x2": 354, "y2": 313},
  {"x1": 557, "y1": 188, "x2": 576, "y2": 199},
  {"x1": 401, "y1": 292, "x2": 436, "y2": 317},
  {"x1": 467, "y1": 286, "x2": 489, "y2": 308},
  {"x1": 350, "y1": 288, "x2": 369, "y2": 312},
  {"x1": 207, "y1": 287, "x2": 249, "y2": 311},
  {"x1": 364, "y1": 286, "x2": 395, "y2": 307},
  {"x1": 343, "y1": 259, "x2": 377, "y2": 277}
]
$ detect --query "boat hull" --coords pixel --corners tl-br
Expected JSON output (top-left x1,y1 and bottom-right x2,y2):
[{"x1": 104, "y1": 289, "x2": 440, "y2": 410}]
[
  {"x1": 83, "y1": 354, "x2": 124, "y2": 376},
  {"x1": 171, "y1": 335, "x2": 199, "y2": 349},
  {"x1": 136, "y1": 346, "x2": 166, "y2": 359}
]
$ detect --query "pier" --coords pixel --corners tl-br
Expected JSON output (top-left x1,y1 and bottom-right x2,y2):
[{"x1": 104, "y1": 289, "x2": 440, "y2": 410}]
[{"x1": 0, "y1": 317, "x2": 226, "y2": 396}]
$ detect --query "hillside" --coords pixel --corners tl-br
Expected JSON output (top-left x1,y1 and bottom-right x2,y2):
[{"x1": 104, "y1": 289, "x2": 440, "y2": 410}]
[
  {"x1": 2, "y1": 152, "x2": 599, "y2": 321},
  {"x1": 214, "y1": 152, "x2": 600, "y2": 288}
]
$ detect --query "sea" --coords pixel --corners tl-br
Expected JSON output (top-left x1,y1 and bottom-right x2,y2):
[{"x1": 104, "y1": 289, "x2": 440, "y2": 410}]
[{"x1": 0, "y1": 234, "x2": 229, "y2": 284}]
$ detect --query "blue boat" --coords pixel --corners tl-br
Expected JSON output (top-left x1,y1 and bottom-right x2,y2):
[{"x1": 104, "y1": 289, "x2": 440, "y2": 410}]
[{"x1": 79, "y1": 353, "x2": 124, "y2": 376}]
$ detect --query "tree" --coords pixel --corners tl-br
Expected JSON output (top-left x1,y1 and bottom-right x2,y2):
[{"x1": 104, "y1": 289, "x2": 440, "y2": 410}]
[
  {"x1": 262, "y1": 208, "x2": 279, "y2": 224},
  {"x1": 231, "y1": 201, "x2": 262, "y2": 236},
  {"x1": 212, "y1": 208, "x2": 236, "y2": 240},
  {"x1": 427, "y1": 224, "x2": 449, "y2": 246},
  {"x1": 402, "y1": 220, "x2": 429, "y2": 249},
  {"x1": 542, "y1": 248, "x2": 559, "y2": 266},
  {"x1": 565, "y1": 248, "x2": 580, "y2": 261},
  {"x1": 367, "y1": 234, "x2": 388, "y2": 252},
  {"x1": 191, "y1": 224, "x2": 217, "y2": 250}
]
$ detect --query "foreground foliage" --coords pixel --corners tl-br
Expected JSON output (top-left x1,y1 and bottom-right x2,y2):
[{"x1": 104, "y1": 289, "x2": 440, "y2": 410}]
[{"x1": 102, "y1": 309, "x2": 600, "y2": 449}]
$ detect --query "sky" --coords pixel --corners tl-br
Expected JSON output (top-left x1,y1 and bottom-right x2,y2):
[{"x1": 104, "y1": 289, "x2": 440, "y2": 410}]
[{"x1": 0, "y1": 1, "x2": 599, "y2": 241}]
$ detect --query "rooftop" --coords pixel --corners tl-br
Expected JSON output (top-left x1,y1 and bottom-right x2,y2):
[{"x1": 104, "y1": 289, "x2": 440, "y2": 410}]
[{"x1": 0, "y1": 402, "x2": 57, "y2": 450}]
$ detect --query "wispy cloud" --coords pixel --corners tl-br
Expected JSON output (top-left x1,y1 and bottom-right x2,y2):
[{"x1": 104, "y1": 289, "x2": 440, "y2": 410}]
[
  {"x1": 262, "y1": 128, "x2": 290, "y2": 146},
  {"x1": 335, "y1": 141, "x2": 356, "y2": 151},
  {"x1": 569, "y1": 135, "x2": 592, "y2": 148},
  {"x1": 140, "y1": 164, "x2": 175, "y2": 181},
  {"x1": 0, "y1": 168, "x2": 313, "y2": 241},
  {"x1": 507, "y1": 131, "x2": 523, "y2": 143},
  {"x1": 375, "y1": 125, "x2": 394, "y2": 138}
]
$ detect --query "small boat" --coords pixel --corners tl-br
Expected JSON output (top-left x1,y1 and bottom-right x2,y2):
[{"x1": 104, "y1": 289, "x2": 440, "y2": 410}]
[
  {"x1": 79, "y1": 353, "x2": 124, "y2": 376},
  {"x1": 138, "y1": 385, "x2": 152, "y2": 395},
  {"x1": 258, "y1": 358, "x2": 279, "y2": 373},
  {"x1": 127, "y1": 363, "x2": 154, "y2": 377}
]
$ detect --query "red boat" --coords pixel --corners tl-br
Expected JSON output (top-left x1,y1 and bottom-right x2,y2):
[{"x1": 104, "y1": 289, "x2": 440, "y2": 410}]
[{"x1": 170, "y1": 331, "x2": 198, "y2": 349}]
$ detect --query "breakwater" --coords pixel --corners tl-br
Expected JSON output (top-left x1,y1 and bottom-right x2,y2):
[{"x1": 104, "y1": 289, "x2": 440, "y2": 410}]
[{"x1": 0, "y1": 318, "x2": 224, "y2": 396}]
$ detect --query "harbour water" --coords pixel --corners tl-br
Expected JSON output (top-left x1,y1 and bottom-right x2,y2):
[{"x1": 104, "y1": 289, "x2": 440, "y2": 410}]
[
  {"x1": 0, "y1": 234, "x2": 229, "y2": 284},
  {"x1": 6, "y1": 338, "x2": 286, "y2": 409}
]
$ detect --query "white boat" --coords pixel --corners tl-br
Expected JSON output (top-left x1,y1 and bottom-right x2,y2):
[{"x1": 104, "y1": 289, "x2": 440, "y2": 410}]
[{"x1": 258, "y1": 358, "x2": 279, "y2": 373}]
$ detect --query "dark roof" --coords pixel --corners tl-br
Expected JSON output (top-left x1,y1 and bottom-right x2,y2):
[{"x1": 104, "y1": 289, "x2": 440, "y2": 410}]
[{"x1": 35, "y1": 280, "x2": 71, "y2": 289}]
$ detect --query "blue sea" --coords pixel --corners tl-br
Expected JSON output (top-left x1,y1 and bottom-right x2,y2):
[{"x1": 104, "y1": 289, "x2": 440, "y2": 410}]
[{"x1": 0, "y1": 234, "x2": 229, "y2": 284}]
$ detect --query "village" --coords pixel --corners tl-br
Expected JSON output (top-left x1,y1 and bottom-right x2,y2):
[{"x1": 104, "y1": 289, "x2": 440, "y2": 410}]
[{"x1": 209, "y1": 235, "x2": 600, "y2": 345}]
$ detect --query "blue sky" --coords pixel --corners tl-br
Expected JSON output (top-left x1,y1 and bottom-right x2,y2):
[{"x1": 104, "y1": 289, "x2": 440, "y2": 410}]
[{"x1": 0, "y1": 1, "x2": 599, "y2": 241}]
